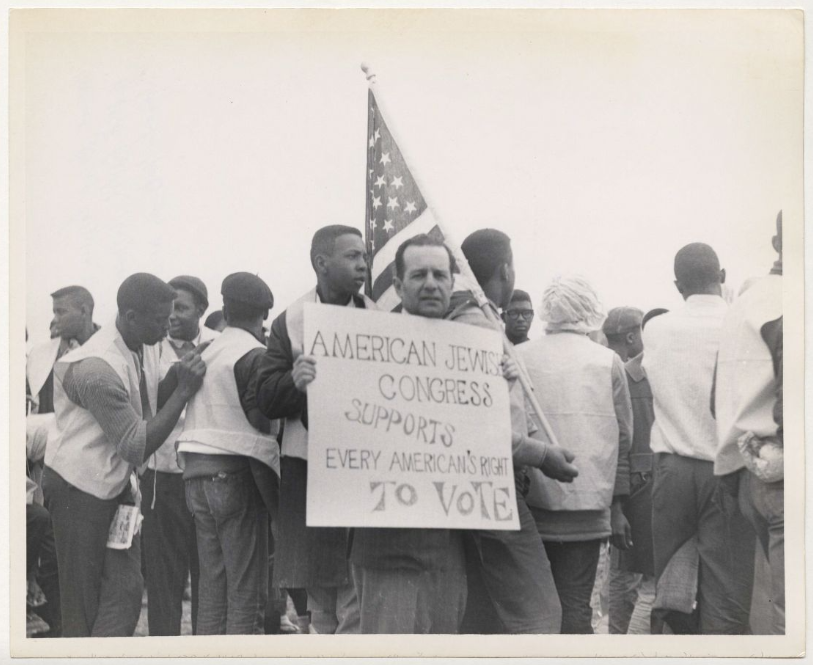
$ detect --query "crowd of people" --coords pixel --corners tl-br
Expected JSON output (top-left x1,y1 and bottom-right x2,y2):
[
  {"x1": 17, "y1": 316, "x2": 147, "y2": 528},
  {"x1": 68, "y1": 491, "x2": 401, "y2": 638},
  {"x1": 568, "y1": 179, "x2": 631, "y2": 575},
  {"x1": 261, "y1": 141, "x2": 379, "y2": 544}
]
[{"x1": 24, "y1": 217, "x2": 784, "y2": 638}]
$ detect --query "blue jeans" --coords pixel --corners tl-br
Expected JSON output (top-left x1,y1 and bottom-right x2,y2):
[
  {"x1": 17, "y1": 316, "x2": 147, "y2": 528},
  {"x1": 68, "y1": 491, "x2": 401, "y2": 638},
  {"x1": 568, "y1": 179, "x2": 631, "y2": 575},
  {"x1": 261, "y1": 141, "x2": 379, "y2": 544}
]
[{"x1": 185, "y1": 468, "x2": 268, "y2": 635}]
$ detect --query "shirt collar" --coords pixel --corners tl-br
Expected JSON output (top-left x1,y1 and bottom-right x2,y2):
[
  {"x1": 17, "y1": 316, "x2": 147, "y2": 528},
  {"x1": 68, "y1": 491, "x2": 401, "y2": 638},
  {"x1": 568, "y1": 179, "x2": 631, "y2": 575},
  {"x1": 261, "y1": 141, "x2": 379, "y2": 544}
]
[{"x1": 168, "y1": 328, "x2": 201, "y2": 349}]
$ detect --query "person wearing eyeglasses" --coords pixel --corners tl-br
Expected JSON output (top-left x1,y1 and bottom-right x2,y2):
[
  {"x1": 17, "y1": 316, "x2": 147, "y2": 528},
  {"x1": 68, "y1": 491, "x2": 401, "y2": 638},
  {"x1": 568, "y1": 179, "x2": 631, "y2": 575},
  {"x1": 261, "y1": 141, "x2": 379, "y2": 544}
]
[{"x1": 502, "y1": 289, "x2": 534, "y2": 346}]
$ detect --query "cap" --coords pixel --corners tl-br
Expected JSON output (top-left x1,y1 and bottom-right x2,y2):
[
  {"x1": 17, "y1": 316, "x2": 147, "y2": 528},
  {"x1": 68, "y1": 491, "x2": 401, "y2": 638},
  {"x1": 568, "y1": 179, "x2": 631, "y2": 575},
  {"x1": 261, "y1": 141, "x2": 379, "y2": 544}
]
[
  {"x1": 169, "y1": 275, "x2": 209, "y2": 309},
  {"x1": 602, "y1": 306, "x2": 643, "y2": 335},
  {"x1": 221, "y1": 272, "x2": 274, "y2": 311}
]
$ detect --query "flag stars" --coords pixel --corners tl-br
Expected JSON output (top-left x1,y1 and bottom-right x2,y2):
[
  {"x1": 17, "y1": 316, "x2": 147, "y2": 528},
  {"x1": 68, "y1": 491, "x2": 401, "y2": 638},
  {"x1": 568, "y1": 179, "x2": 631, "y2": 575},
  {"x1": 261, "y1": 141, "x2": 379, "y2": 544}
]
[
  {"x1": 374, "y1": 175, "x2": 387, "y2": 189},
  {"x1": 391, "y1": 176, "x2": 404, "y2": 190},
  {"x1": 374, "y1": 129, "x2": 381, "y2": 142},
  {"x1": 387, "y1": 197, "x2": 400, "y2": 210},
  {"x1": 372, "y1": 196, "x2": 382, "y2": 210},
  {"x1": 404, "y1": 201, "x2": 417, "y2": 214},
  {"x1": 380, "y1": 152, "x2": 391, "y2": 166},
  {"x1": 370, "y1": 217, "x2": 377, "y2": 230},
  {"x1": 383, "y1": 219, "x2": 395, "y2": 233},
  {"x1": 368, "y1": 134, "x2": 376, "y2": 148}
]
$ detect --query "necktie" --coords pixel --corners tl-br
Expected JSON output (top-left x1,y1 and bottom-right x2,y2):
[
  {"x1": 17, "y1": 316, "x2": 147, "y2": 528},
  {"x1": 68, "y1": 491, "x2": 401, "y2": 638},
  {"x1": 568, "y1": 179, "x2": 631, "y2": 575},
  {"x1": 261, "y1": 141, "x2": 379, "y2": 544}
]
[{"x1": 137, "y1": 348, "x2": 153, "y2": 420}]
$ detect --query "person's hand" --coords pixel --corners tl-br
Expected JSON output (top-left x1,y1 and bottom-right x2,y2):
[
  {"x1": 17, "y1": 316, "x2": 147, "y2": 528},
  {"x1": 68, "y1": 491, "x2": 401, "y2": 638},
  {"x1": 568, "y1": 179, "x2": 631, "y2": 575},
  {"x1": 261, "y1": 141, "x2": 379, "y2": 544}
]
[
  {"x1": 610, "y1": 501, "x2": 633, "y2": 550},
  {"x1": 176, "y1": 351, "x2": 207, "y2": 399},
  {"x1": 501, "y1": 354, "x2": 519, "y2": 382},
  {"x1": 293, "y1": 355, "x2": 317, "y2": 392},
  {"x1": 194, "y1": 339, "x2": 214, "y2": 355},
  {"x1": 539, "y1": 446, "x2": 579, "y2": 483}
]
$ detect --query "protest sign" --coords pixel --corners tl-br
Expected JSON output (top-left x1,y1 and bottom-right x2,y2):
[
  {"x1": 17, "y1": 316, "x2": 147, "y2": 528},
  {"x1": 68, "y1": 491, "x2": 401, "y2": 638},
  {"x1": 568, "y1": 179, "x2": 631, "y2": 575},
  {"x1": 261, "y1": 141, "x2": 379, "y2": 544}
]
[{"x1": 304, "y1": 302, "x2": 518, "y2": 530}]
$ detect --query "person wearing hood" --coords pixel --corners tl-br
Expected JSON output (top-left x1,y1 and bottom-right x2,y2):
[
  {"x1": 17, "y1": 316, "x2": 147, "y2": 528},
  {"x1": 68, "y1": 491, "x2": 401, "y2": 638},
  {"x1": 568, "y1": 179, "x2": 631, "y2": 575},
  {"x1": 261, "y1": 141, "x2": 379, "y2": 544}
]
[{"x1": 519, "y1": 275, "x2": 633, "y2": 634}]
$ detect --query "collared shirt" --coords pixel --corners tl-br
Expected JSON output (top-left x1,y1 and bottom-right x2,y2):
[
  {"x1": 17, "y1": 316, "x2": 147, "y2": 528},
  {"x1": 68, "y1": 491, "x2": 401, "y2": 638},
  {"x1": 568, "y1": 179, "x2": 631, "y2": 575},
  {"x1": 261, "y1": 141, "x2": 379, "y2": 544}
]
[{"x1": 642, "y1": 294, "x2": 728, "y2": 461}]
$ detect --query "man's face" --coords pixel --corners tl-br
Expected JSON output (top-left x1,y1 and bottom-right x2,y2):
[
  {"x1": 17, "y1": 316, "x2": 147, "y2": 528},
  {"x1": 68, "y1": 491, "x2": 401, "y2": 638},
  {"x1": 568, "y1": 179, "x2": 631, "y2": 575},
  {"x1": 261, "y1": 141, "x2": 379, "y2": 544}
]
[
  {"x1": 131, "y1": 301, "x2": 173, "y2": 346},
  {"x1": 51, "y1": 296, "x2": 85, "y2": 340},
  {"x1": 503, "y1": 298, "x2": 534, "y2": 342},
  {"x1": 169, "y1": 289, "x2": 203, "y2": 341},
  {"x1": 394, "y1": 245, "x2": 453, "y2": 319},
  {"x1": 322, "y1": 234, "x2": 368, "y2": 297}
]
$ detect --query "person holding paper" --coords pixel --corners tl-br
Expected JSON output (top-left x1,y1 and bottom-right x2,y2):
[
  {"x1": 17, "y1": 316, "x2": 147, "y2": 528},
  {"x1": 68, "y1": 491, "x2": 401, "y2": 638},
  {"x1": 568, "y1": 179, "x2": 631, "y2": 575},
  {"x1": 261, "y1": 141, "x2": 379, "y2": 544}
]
[
  {"x1": 345, "y1": 233, "x2": 469, "y2": 633},
  {"x1": 448, "y1": 228, "x2": 578, "y2": 635},
  {"x1": 176, "y1": 272, "x2": 280, "y2": 635},
  {"x1": 254, "y1": 225, "x2": 373, "y2": 634},
  {"x1": 41, "y1": 273, "x2": 208, "y2": 637},
  {"x1": 141, "y1": 275, "x2": 220, "y2": 636}
]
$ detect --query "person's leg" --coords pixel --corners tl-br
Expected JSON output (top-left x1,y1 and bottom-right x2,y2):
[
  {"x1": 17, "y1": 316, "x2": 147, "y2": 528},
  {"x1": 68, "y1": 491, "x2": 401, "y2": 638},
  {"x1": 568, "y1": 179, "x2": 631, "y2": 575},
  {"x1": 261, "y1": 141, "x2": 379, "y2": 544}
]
[
  {"x1": 352, "y1": 563, "x2": 421, "y2": 634},
  {"x1": 27, "y1": 503, "x2": 61, "y2": 635},
  {"x1": 90, "y1": 534, "x2": 144, "y2": 636},
  {"x1": 142, "y1": 470, "x2": 190, "y2": 636},
  {"x1": 334, "y1": 577, "x2": 360, "y2": 634},
  {"x1": 742, "y1": 473, "x2": 784, "y2": 634},
  {"x1": 307, "y1": 586, "x2": 339, "y2": 634},
  {"x1": 428, "y1": 531, "x2": 468, "y2": 634},
  {"x1": 627, "y1": 574, "x2": 656, "y2": 635},
  {"x1": 41, "y1": 467, "x2": 117, "y2": 637},
  {"x1": 207, "y1": 470, "x2": 268, "y2": 635},
  {"x1": 287, "y1": 588, "x2": 309, "y2": 616},
  {"x1": 185, "y1": 477, "x2": 228, "y2": 635},
  {"x1": 696, "y1": 463, "x2": 755, "y2": 634},
  {"x1": 544, "y1": 539, "x2": 602, "y2": 634},
  {"x1": 608, "y1": 549, "x2": 642, "y2": 634},
  {"x1": 472, "y1": 498, "x2": 562, "y2": 634}
]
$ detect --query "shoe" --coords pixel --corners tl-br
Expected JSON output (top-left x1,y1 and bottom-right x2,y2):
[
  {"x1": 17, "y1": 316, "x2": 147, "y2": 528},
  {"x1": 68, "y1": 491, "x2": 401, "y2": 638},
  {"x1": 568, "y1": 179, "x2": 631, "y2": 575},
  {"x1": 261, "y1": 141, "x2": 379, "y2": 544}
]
[
  {"x1": 26, "y1": 611, "x2": 50, "y2": 637},
  {"x1": 279, "y1": 615, "x2": 300, "y2": 634},
  {"x1": 26, "y1": 580, "x2": 47, "y2": 609}
]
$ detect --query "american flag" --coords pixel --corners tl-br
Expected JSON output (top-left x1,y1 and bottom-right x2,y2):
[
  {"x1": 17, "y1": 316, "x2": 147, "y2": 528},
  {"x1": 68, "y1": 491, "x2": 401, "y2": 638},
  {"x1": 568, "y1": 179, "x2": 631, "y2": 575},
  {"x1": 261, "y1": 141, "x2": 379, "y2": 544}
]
[{"x1": 364, "y1": 89, "x2": 446, "y2": 311}]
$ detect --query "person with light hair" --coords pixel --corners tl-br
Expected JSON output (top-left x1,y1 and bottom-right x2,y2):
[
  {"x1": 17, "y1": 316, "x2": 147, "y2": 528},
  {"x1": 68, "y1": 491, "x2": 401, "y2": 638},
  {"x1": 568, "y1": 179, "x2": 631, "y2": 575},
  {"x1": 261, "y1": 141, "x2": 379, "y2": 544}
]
[{"x1": 519, "y1": 275, "x2": 633, "y2": 634}]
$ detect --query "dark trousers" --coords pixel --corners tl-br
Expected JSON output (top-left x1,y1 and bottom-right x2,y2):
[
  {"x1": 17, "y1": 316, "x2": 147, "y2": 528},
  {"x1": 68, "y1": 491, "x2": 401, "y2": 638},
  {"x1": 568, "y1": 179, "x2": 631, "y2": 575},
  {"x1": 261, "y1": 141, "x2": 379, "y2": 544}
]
[
  {"x1": 141, "y1": 469, "x2": 199, "y2": 636},
  {"x1": 462, "y1": 496, "x2": 561, "y2": 634},
  {"x1": 652, "y1": 453, "x2": 755, "y2": 634},
  {"x1": 185, "y1": 468, "x2": 268, "y2": 635},
  {"x1": 27, "y1": 502, "x2": 62, "y2": 636},
  {"x1": 353, "y1": 547, "x2": 467, "y2": 634},
  {"x1": 41, "y1": 466, "x2": 143, "y2": 637},
  {"x1": 543, "y1": 539, "x2": 602, "y2": 634}
]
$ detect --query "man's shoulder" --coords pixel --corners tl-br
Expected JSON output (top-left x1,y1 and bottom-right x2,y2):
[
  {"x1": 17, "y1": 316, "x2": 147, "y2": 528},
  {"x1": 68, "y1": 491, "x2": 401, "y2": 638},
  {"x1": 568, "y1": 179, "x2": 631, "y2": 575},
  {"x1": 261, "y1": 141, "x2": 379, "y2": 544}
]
[{"x1": 200, "y1": 326, "x2": 221, "y2": 343}]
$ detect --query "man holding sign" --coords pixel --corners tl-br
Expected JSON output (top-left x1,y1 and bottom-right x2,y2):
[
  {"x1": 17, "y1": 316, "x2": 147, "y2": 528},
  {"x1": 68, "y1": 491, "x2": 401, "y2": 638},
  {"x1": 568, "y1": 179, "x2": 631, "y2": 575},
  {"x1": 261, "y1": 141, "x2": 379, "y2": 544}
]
[{"x1": 346, "y1": 235, "x2": 470, "y2": 633}]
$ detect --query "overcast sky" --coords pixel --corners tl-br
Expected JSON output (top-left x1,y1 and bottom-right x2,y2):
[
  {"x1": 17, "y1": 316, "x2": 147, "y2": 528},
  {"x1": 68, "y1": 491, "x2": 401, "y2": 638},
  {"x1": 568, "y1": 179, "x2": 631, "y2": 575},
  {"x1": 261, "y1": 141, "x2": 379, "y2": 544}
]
[{"x1": 20, "y1": 9, "x2": 803, "y2": 345}]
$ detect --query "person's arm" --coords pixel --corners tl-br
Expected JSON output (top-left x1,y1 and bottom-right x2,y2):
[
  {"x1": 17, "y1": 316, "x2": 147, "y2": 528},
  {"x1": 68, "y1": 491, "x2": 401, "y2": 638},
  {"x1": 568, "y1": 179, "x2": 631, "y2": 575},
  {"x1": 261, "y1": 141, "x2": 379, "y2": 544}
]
[
  {"x1": 761, "y1": 316, "x2": 783, "y2": 443},
  {"x1": 255, "y1": 312, "x2": 308, "y2": 421},
  {"x1": 610, "y1": 355, "x2": 634, "y2": 549},
  {"x1": 235, "y1": 347, "x2": 275, "y2": 435}
]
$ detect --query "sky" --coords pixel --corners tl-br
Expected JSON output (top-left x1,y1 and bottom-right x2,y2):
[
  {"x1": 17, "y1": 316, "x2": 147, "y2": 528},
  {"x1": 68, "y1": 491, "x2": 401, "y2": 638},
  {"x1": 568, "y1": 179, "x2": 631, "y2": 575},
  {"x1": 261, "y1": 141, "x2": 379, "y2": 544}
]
[{"x1": 18, "y1": 9, "x2": 803, "y2": 345}]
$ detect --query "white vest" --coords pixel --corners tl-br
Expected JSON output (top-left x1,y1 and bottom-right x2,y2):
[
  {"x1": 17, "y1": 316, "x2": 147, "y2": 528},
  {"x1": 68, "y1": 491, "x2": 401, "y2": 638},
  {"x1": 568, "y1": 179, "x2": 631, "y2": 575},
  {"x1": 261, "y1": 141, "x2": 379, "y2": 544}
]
[
  {"x1": 520, "y1": 333, "x2": 619, "y2": 511},
  {"x1": 177, "y1": 327, "x2": 280, "y2": 474},
  {"x1": 45, "y1": 322, "x2": 159, "y2": 500},
  {"x1": 714, "y1": 275, "x2": 782, "y2": 476},
  {"x1": 281, "y1": 288, "x2": 376, "y2": 461},
  {"x1": 149, "y1": 326, "x2": 220, "y2": 473}
]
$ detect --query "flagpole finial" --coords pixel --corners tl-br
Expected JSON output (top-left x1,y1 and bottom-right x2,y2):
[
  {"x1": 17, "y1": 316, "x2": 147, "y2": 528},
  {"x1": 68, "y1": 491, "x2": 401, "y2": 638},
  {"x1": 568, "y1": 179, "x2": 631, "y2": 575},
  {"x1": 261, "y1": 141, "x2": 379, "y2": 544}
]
[{"x1": 361, "y1": 62, "x2": 376, "y2": 84}]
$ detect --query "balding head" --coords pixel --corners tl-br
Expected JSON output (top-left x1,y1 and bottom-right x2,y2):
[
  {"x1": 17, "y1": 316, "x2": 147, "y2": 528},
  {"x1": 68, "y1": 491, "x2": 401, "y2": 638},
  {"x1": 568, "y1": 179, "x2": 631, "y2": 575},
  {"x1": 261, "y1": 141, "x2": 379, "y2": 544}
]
[{"x1": 673, "y1": 243, "x2": 725, "y2": 299}]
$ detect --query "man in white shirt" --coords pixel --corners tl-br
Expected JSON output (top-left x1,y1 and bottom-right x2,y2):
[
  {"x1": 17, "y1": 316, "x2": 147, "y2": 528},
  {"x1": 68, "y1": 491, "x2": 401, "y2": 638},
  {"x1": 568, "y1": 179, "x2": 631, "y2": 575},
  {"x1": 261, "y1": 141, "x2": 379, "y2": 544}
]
[
  {"x1": 642, "y1": 243, "x2": 755, "y2": 634},
  {"x1": 141, "y1": 275, "x2": 219, "y2": 636}
]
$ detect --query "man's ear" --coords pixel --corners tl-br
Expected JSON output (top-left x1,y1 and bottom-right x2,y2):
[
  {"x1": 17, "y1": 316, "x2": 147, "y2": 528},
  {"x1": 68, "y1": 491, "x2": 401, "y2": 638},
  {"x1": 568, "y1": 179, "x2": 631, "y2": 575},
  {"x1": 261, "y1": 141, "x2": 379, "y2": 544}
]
[
  {"x1": 313, "y1": 254, "x2": 327, "y2": 275},
  {"x1": 393, "y1": 275, "x2": 404, "y2": 300},
  {"x1": 626, "y1": 331, "x2": 635, "y2": 346},
  {"x1": 673, "y1": 279, "x2": 684, "y2": 296},
  {"x1": 720, "y1": 268, "x2": 726, "y2": 284},
  {"x1": 500, "y1": 263, "x2": 511, "y2": 282}
]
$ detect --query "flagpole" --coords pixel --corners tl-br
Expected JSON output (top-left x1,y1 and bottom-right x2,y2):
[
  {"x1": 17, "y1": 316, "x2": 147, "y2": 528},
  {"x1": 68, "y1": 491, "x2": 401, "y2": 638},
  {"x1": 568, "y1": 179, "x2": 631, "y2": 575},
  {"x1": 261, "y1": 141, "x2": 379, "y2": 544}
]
[{"x1": 361, "y1": 63, "x2": 561, "y2": 449}]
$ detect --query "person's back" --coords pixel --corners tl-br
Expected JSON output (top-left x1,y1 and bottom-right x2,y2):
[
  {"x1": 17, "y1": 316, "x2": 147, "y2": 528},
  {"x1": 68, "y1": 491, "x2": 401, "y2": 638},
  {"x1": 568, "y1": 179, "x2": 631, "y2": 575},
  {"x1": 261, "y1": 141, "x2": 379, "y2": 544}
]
[
  {"x1": 641, "y1": 243, "x2": 755, "y2": 635},
  {"x1": 642, "y1": 298, "x2": 726, "y2": 462}
]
